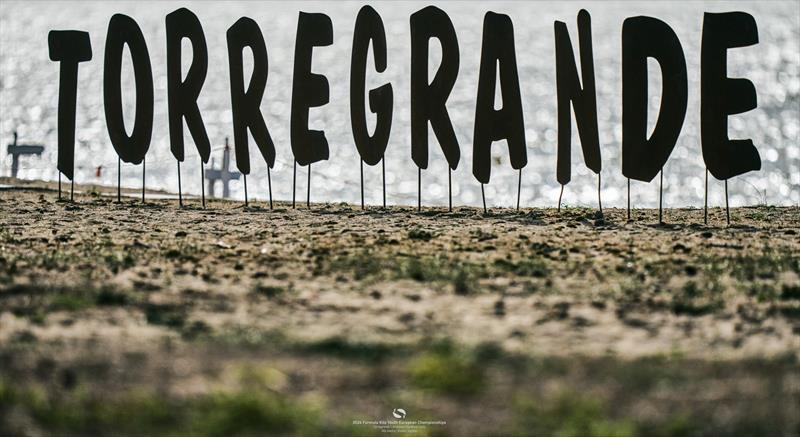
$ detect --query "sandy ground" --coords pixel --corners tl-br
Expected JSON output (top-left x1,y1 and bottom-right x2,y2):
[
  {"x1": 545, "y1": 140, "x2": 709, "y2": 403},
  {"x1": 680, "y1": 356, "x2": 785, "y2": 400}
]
[{"x1": 1, "y1": 177, "x2": 798, "y2": 436}]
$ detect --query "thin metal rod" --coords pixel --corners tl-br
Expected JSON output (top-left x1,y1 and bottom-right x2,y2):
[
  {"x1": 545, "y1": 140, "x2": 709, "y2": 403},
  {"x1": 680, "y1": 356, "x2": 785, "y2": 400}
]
[
  {"x1": 292, "y1": 161, "x2": 296, "y2": 209},
  {"x1": 558, "y1": 184, "x2": 564, "y2": 213},
  {"x1": 448, "y1": 167, "x2": 452, "y2": 212},
  {"x1": 201, "y1": 161, "x2": 205, "y2": 209},
  {"x1": 360, "y1": 160, "x2": 364, "y2": 210},
  {"x1": 58, "y1": 173, "x2": 62, "y2": 200},
  {"x1": 117, "y1": 158, "x2": 121, "y2": 203},
  {"x1": 382, "y1": 159, "x2": 386, "y2": 209},
  {"x1": 597, "y1": 172, "x2": 603, "y2": 215},
  {"x1": 627, "y1": 178, "x2": 631, "y2": 221},
  {"x1": 243, "y1": 173, "x2": 248, "y2": 207},
  {"x1": 417, "y1": 167, "x2": 421, "y2": 212},
  {"x1": 659, "y1": 169, "x2": 663, "y2": 224},
  {"x1": 141, "y1": 157, "x2": 145, "y2": 203},
  {"x1": 704, "y1": 168, "x2": 708, "y2": 225},
  {"x1": 517, "y1": 168, "x2": 522, "y2": 212},
  {"x1": 307, "y1": 163, "x2": 311, "y2": 209},
  {"x1": 725, "y1": 179, "x2": 730, "y2": 225},
  {"x1": 267, "y1": 166, "x2": 273, "y2": 210},
  {"x1": 177, "y1": 161, "x2": 183, "y2": 207},
  {"x1": 481, "y1": 183, "x2": 487, "y2": 214}
]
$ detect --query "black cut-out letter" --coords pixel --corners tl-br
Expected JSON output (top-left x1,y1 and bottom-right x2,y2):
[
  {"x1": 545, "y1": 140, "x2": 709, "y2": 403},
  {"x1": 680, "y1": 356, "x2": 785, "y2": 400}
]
[
  {"x1": 166, "y1": 8, "x2": 210, "y2": 163},
  {"x1": 290, "y1": 12, "x2": 332, "y2": 166},
  {"x1": 621, "y1": 16, "x2": 687, "y2": 182},
  {"x1": 554, "y1": 9, "x2": 600, "y2": 185},
  {"x1": 227, "y1": 17, "x2": 275, "y2": 174},
  {"x1": 472, "y1": 12, "x2": 526, "y2": 184},
  {"x1": 351, "y1": 6, "x2": 393, "y2": 166},
  {"x1": 410, "y1": 6, "x2": 460, "y2": 170},
  {"x1": 701, "y1": 12, "x2": 760, "y2": 180},
  {"x1": 104, "y1": 14, "x2": 153, "y2": 164},
  {"x1": 48, "y1": 31, "x2": 91, "y2": 180}
]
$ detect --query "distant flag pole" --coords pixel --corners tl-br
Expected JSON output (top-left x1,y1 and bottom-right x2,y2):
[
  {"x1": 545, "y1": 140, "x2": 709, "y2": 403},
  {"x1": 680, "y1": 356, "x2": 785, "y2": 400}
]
[
  {"x1": 307, "y1": 163, "x2": 311, "y2": 209},
  {"x1": 177, "y1": 161, "x2": 183, "y2": 207},
  {"x1": 558, "y1": 184, "x2": 564, "y2": 213},
  {"x1": 267, "y1": 166, "x2": 273, "y2": 210},
  {"x1": 704, "y1": 168, "x2": 708, "y2": 225},
  {"x1": 481, "y1": 183, "x2": 487, "y2": 214},
  {"x1": 516, "y1": 168, "x2": 522, "y2": 212}
]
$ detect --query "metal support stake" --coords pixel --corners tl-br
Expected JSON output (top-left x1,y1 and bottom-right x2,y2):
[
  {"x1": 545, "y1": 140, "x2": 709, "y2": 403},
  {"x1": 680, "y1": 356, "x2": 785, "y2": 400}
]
[
  {"x1": 725, "y1": 179, "x2": 730, "y2": 225},
  {"x1": 360, "y1": 160, "x2": 364, "y2": 210},
  {"x1": 243, "y1": 173, "x2": 248, "y2": 207},
  {"x1": 481, "y1": 183, "x2": 487, "y2": 214},
  {"x1": 141, "y1": 158, "x2": 145, "y2": 203},
  {"x1": 177, "y1": 161, "x2": 183, "y2": 207},
  {"x1": 417, "y1": 167, "x2": 421, "y2": 212},
  {"x1": 704, "y1": 169, "x2": 708, "y2": 225},
  {"x1": 627, "y1": 178, "x2": 631, "y2": 221},
  {"x1": 659, "y1": 170, "x2": 664, "y2": 224},
  {"x1": 517, "y1": 168, "x2": 522, "y2": 212},
  {"x1": 448, "y1": 167, "x2": 452, "y2": 212},
  {"x1": 292, "y1": 161, "x2": 296, "y2": 209},
  {"x1": 597, "y1": 172, "x2": 602, "y2": 215},
  {"x1": 117, "y1": 159, "x2": 121, "y2": 203},
  {"x1": 267, "y1": 166, "x2": 273, "y2": 210}
]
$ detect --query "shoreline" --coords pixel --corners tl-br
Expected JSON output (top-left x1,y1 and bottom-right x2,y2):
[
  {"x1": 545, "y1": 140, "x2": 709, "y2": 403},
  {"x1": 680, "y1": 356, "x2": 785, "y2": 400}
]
[{"x1": 1, "y1": 176, "x2": 793, "y2": 215}]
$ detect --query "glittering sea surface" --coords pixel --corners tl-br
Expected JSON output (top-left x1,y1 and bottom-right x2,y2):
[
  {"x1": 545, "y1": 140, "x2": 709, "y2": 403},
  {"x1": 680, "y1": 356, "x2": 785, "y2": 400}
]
[{"x1": 1, "y1": 1, "x2": 798, "y2": 207}]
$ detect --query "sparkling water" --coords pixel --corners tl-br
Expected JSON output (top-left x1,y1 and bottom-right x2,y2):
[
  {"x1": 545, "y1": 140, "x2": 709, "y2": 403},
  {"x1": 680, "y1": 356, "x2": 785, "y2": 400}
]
[{"x1": 1, "y1": 1, "x2": 798, "y2": 207}]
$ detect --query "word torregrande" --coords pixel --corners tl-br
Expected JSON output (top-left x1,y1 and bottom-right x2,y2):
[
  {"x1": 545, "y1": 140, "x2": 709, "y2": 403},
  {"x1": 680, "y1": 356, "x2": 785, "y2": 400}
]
[{"x1": 48, "y1": 6, "x2": 761, "y2": 196}]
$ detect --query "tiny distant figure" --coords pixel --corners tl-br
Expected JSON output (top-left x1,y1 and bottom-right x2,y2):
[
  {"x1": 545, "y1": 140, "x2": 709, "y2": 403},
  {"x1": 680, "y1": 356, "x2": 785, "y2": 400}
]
[
  {"x1": 205, "y1": 138, "x2": 240, "y2": 198},
  {"x1": 96, "y1": 166, "x2": 103, "y2": 178},
  {"x1": 7, "y1": 131, "x2": 44, "y2": 178}
]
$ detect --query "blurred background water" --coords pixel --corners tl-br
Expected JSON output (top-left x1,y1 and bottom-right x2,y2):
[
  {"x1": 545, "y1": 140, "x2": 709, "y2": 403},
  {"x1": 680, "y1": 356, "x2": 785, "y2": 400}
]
[{"x1": 1, "y1": 0, "x2": 798, "y2": 208}]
